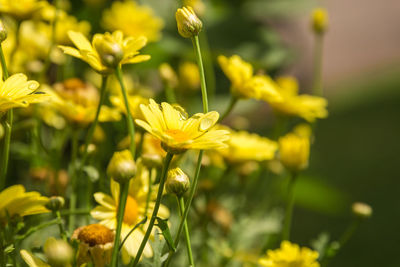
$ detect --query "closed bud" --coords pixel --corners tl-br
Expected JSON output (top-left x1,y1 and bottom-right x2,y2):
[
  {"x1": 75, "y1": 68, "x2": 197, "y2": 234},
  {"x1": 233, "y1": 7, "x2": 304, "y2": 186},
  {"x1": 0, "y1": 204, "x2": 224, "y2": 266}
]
[
  {"x1": 94, "y1": 35, "x2": 124, "y2": 68},
  {"x1": 0, "y1": 20, "x2": 7, "y2": 42},
  {"x1": 46, "y1": 196, "x2": 65, "y2": 211},
  {"x1": 279, "y1": 133, "x2": 310, "y2": 173},
  {"x1": 311, "y1": 8, "x2": 329, "y2": 35},
  {"x1": 44, "y1": 238, "x2": 73, "y2": 267},
  {"x1": 142, "y1": 153, "x2": 163, "y2": 168},
  {"x1": 107, "y1": 150, "x2": 136, "y2": 184},
  {"x1": 166, "y1": 168, "x2": 190, "y2": 197},
  {"x1": 175, "y1": 6, "x2": 203, "y2": 38},
  {"x1": 352, "y1": 202, "x2": 372, "y2": 219}
]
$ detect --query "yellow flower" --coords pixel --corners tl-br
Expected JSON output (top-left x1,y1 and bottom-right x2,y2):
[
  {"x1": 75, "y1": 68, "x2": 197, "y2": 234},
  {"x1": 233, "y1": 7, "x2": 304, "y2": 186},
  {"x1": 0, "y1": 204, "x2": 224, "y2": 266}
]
[
  {"x1": 183, "y1": 0, "x2": 205, "y2": 16},
  {"x1": 102, "y1": 0, "x2": 163, "y2": 42},
  {"x1": 91, "y1": 162, "x2": 169, "y2": 263},
  {"x1": 135, "y1": 99, "x2": 230, "y2": 153},
  {"x1": 279, "y1": 132, "x2": 310, "y2": 173},
  {"x1": 42, "y1": 78, "x2": 121, "y2": 125},
  {"x1": 0, "y1": 0, "x2": 46, "y2": 20},
  {"x1": 59, "y1": 30, "x2": 150, "y2": 74},
  {"x1": 218, "y1": 55, "x2": 282, "y2": 102},
  {"x1": 178, "y1": 61, "x2": 200, "y2": 91},
  {"x1": 159, "y1": 63, "x2": 178, "y2": 89},
  {"x1": 311, "y1": 8, "x2": 329, "y2": 34},
  {"x1": 21, "y1": 250, "x2": 50, "y2": 267},
  {"x1": 175, "y1": 6, "x2": 202, "y2": 38},
  {"x1": 271, "y1": 76, "x2": 328, "y2": 122},
  {"x1": 0, "y1": 184, "x2": 49, "y2": 223},
  {"x1": 218, "y1": 128, "x2": 278, "y2": 162},
  {"x1": 259, "y1": 241, "x2": 320, "y2": 267},
  {"x1": 110, "y1": 94, "x2": 149, "y2": 121},
  {"x1": 0, "y1": 73, "x2": 46, "y2": 114}
]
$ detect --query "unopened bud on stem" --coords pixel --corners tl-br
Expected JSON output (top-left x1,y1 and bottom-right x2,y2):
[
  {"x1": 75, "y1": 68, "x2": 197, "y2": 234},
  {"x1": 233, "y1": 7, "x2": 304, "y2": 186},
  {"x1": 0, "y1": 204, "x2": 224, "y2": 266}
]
[
  {"x1": 107, "y1": 150, "x2": 136, "y2": 184},
  {"x1": 175, "y1": 6, "x2": 203, "y2": 38}
]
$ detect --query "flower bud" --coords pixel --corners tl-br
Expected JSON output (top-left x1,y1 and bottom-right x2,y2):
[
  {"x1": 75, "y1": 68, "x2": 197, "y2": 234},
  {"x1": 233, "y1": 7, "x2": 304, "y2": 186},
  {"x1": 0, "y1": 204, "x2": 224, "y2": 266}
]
[
  {"x1": 311, "y1": 8, "x2": 329, "y2": 35},
  {"x1": 94, "y1": 35, "x2": 124, "y2": 68},
  {"x1": 175, "y1": 6, "x2": 203, "y2": 38},
  {"x1": 352, "y1": 202, "x2": 372, "y2": 219},
  {"x1": 279, "y1": 133, "x2": 310, "y2": 173},
  {"x1": 46, "y1": 196, "x2": 65, "y2": 211},
  {"x1": 0, "y1": 20, "x2": 7, "y2": 43},
  {"x1": 44, "y1": 238, "x2": 73, "y2": 267},
  {"x1": 141, "y1": 153, "x2": 163, "y2": 168},
  {"x1": 166, "y1": 168, "x2": 190, "y2": 197},
  {"x1": 107, "y1": 150, "x2": 136, "y2": 184}
]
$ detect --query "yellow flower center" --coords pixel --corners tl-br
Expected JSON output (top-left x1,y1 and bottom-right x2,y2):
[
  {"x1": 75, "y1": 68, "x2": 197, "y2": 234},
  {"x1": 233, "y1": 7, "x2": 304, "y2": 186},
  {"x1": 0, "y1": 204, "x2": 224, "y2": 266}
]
[
  {"x1": 123, "y1": 195, "x2": 139, "y2": 225},
  {"x1": 77, "y1": 224, "x2": 114, "y2": 246},
  {"x1": 165, "y1": 129, "x2": 190, "y2": 143}
]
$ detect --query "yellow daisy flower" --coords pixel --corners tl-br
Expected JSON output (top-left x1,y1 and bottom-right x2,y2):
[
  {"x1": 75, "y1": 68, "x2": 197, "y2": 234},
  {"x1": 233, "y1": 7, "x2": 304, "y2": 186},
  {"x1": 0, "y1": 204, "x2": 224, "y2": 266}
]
[
  {"x1": 259, "y1": 241, "x2": 320, "y2": 267},
  {"x1": 217, "y1": 54, "x2": 282, "y2": 102},
  {"x1": 218, "y1": 128, "x2": 278, "y2": 162},
  {"x1": 0, "y1": 73, "x2": 46, "y2": 114},
  {"x1": 135, "y1": 99, "x2": 230, "y2": 153},
  {"x1": 42, "y1": 78, "x2": 120, "y2": 125},
  {"x1": 91, "y1": 162, "x2": 169, "y2": 263},
  {"x1": 102, "y1": 0, "x2": 164, "y2": 42},
  {"x1": 59, "y1": 30, "x2": 150, "y2": 74},
  {"x1": 271, "y1": 76, "x2": 328, "y2": 122},
  {"x1": 0, "y1": 184, "x2": 49, "y2": 223},
  {"x1": 0, "y1": 0, "x2": 46, "y2": 20}
]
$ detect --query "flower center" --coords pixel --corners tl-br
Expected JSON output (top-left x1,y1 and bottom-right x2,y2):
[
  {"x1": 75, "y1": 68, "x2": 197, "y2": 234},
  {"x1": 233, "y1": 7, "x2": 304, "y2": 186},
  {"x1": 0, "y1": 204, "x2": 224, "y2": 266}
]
[
  {"x1": 123, "y1": 195, "x2": 139, "y2": 225},
  {"x1": 77, "y1": 224, "x2": 114, "y2": 246},
  {"x1": 165, "y1": 129, "x2": 190, "y2": 143}
]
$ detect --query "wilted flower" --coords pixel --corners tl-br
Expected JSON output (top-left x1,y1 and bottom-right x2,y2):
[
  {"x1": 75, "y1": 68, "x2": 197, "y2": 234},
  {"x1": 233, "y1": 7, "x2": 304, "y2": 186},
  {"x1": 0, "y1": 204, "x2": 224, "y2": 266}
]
[{"x1": 135, "y1": 99, "x2": 230, "y2": 154}]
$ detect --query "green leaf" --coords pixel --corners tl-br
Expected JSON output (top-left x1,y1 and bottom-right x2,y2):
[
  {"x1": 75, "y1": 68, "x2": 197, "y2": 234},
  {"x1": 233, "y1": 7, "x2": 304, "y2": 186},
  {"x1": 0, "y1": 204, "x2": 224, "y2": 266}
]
[{"x1": 155, "y1": 217, "x2": 176, "y2": 252}]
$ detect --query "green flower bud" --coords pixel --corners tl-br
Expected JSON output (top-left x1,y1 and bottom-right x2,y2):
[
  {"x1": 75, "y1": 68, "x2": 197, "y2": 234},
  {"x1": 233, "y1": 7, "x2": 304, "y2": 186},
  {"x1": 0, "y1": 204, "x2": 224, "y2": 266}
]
[
  {"x1": 352, "y1": 202, "x2": 372, "y2": 219},
  {"x1": 166, "y1": 167, "x2": 190, "y2": 197},
  {"x1": 44, "y1": 238, "x2": 73, "y2": 267},
  {"x1": 94, "y1": 36, "x2": 124, "y2": 68},
  {"x1": 0, "y1": 20, "x2": 7, "y2": 43},
  {"x1": 46, "y1": 196, "x2": 65, "y2": 211},
  {"x1": 141, "y1": 153, "x2": 163, "y2": 168},
  {"x1": 107, "y1": 150, "x2": 136, "y2": 184},
  {"x1": 175, "y1": 6, "x2": 203, "y2": 38}
]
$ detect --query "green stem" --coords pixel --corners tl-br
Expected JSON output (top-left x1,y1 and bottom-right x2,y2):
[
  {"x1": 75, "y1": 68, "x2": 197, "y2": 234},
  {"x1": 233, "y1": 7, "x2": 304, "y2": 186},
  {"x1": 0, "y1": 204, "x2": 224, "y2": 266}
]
[
  {"x1": 219, "y1": 97, "x2": 238, "y2": 122},
  {"x1": 164, "y1": 151, "x2": 203, "y2": 267},
  {"x1": 165, "y1": 85, "x2": 177, "y2": 104},
  {"x1": 110, "y1": 181, "x2": 130, "y2": 267},
  {"x1": 8, "y1": 21, "x2": 21, "y2": 74},
  {"x1": 145, "y1": 168, "x2": 155, "y2": 214},
  {"x1": 282, "y1": 172, "x2": 297, "y2": 241},
  {"x1": 55, "y1": 211, "x2": 67, "y2": 241},
  {"x1": 191, "y1": 35, "x2": 208, "y2": 113},
  {"x1": 312, "y1": 34, "x2": 324, "y2": 96},
  {"x1": 80, "y1": 75, "x2": 108, "y2": 169},
  {"x1": 130, "y1": 152, "x2": 173, "y2": 267},
  {"x1": 199, "y1": 30, "x2": 216, "y2": 101},
  {"x1": 177, "y1": 196, "x2": 195, "y2": 267},
  {"x1": 115, "y1": 66, "x2": 136, "y2": 158},
  {"x1": 68, "y1": 129, "x2": 79, "y2": 233},
  {"x1": 0, "y1": 43, "x2": 11, "y2": 190}
]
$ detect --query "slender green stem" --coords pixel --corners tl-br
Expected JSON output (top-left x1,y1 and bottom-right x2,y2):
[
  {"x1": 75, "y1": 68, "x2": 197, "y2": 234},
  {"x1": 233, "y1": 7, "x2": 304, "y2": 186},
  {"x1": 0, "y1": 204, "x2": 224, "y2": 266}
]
[
  {"x1": 0, "y1": 43, "x2": 11, "y2": 190},
  {"x1": 15, "y1": 219, "x2": 61, "y2": 241},
  {"x1": 68, "y1": 129, "x2": 79, "y2": 233},
  {"x1": 312, "y1": 34, "x2": 324, "y2": 96},
  {"x1": 115, "y1": 66, "x2": 136, "y2": 158},
  {"x1": 110, "y1": 181, "x2": 130, "y2": 267},
  {"x1": 130, "y1": 152, "x2": 173, "y2": 267},
  {"x1": 145, "y1": 168, "x2": 155, "y2": 214},
  {"x1": 164, "y1": 151, "x2": 203, "y2": 267},
  {"x1": 55, "y1": 211, "x2": 67, "y2": 241},
  {"x1": 177, "y1": 196, "x2": 195, "y2": 266},
  {"x1": 281, "y1": 172, "x2": 297, "y2": 241},
  {"x1": 199, "y1": 30, "x2": 216, "y2": 101},
  {"x1": 192, "y1": 35, "x2": 208, "y2": 113},
  {"x1": 80, "y1": 75, "x2": 108, "y2": 169},
  {"x1": 219, "y1": 97, "x2": 238, "y2": 122},
  {"x1": 8, "y1": 21, "x2": 21, "y2": 73}
]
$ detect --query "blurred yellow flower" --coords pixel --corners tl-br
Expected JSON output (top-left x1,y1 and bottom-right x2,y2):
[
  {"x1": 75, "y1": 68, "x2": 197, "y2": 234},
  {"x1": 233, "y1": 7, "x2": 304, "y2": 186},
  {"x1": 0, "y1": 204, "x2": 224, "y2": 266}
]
[
  {"x1": 0, "y1": 0, "x2": 46, "y2": 20},
  {"x1": 271, "y1": 76, "x2": 328, "y2": 122},
  {"x1": 135, "y1": 99, "x2": 230, "y2": 153},
  {"x1": 159, "y1": 63, "x2": 178, "y2": 89},
  {"x1": 311, "y1": 8, "x2": 329, "y2": 34},
  {"x1": 0, "y1": 184, "x2": 49, "y2": 222},
  {"x1": 183, "y1": 0, "x2": 206, "y2": 16},
  {"x1": 279, "y1": 132, "x2": 310, "y2": 173},
  {"x1": 178, "y1": 61, "x2": 200, "y2": 91},
  {"x1": 59, "y1": 30, "x2": 150, "y2": 74},
  {"x1": 259, "y1": 241, "x2": 320, "y2": 267},
  {"x1": 0, "y1": 73, "x2": 46, "y2": 113},
  {"x1": 218, "y1": 55, "x2": 282, "y2": 102},
  {"x1": 110, "y1": 94, "x2": 148, "y2": 121},
  {"x1": 43, "y1": 78, "x2": 121, "y2": 125},
  {"x1": 20, "y1": 250, "x2": 50, "y2": 267},
  {"x1": 102, "y1": 0, "x2": 163, "y2": 42},
  {"x1": 91, "y1": 162, "x2": 169, "y2": 263},
  {"x1": 218, "y1": 129, "x2": 278, "y2": 162}
]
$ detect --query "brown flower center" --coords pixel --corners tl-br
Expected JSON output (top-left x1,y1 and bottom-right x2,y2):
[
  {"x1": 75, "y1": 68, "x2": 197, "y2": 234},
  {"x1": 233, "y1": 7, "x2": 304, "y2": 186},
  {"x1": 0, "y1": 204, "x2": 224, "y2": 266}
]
[
  {"x1": 123, "y1": 195, "x2": 139, "y2": 225},
  {"x1": 78, "y1": 224, "x2": 114, "y2": 246}
]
